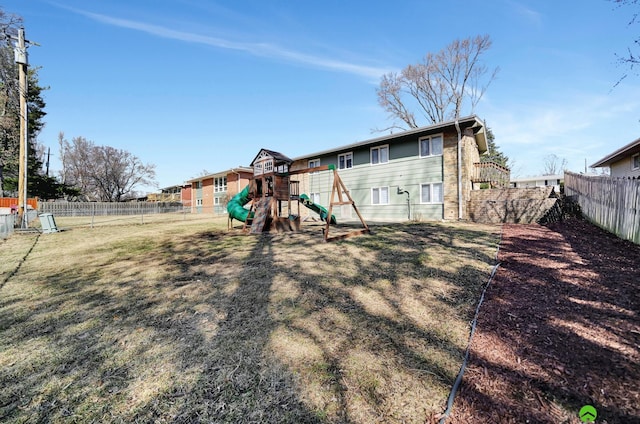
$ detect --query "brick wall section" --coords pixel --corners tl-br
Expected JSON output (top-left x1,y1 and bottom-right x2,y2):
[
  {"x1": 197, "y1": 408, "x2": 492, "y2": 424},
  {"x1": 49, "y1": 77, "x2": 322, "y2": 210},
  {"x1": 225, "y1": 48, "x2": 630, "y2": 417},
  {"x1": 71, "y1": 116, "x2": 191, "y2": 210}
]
[
  {"x1": 442, "y1": 132, "x2": 459, "y2": 220},
  {"x1": 442, "y1": 129, "x2": 481, "y2": 220},
  {"x1": 471, "y1": 187, "x2": 554, "y2": 201},
  {"x1": 468, "y1": 187, "x2": 559, "y2": 223},
  {"x1": 461, "y1": 129, "x2": 481, "y2": 219}
]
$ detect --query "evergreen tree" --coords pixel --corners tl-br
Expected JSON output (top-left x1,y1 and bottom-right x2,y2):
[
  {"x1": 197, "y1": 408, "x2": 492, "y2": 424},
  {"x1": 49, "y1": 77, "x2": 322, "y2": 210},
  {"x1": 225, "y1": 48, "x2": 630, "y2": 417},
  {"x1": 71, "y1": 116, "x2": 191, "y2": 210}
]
[
  {"x1": 480, "y1": 128, "x2": 509, "y2": 168},
  {"x1": 0, "y1": 15, "x2": 73, "y2": 199}
]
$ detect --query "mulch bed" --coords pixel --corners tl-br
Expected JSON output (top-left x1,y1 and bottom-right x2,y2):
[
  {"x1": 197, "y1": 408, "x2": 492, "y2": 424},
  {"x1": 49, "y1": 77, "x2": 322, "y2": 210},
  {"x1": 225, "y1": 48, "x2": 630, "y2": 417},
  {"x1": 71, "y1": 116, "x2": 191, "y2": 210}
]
[{"x1": 447, "y1": 218, "x2": 640, "y2": 424}]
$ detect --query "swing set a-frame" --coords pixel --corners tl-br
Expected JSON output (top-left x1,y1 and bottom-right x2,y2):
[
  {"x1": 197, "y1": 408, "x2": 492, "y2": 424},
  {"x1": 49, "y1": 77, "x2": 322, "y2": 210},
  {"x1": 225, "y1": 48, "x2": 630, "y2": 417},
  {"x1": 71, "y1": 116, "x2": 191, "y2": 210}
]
[{"x1": 292, "y1": 164, "x2": 370, "y2": 242}]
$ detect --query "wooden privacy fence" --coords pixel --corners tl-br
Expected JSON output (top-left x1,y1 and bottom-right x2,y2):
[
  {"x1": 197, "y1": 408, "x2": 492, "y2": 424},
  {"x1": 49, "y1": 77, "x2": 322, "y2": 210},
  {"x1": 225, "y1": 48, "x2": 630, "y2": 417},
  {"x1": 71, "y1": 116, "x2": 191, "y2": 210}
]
[
  {"x1": 38, "y1": 202, "x2": 186, "y2": 217},
  {"x1": 564, "y1": 171, "x2": 640, "y2": 244}
]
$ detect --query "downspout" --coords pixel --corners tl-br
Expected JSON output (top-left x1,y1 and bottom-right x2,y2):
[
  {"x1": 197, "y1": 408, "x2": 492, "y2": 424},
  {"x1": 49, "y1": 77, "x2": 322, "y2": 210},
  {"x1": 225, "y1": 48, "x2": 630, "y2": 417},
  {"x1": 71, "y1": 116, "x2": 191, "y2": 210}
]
[
  {"x1": 455, "y1": 119, "x2": 463, "y2": 220},
  {"x1": 230, "y1": 168, "x2": 241, "y2": 193},
  {"x1": 230, "y1": 168, "x2": 242, "y2": 217}
]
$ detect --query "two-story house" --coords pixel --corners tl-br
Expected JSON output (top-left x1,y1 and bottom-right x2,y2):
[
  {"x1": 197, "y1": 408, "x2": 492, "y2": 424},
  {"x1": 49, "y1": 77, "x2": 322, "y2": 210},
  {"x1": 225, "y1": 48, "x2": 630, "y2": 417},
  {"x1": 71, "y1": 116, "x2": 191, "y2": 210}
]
[
  {"x1": 289, "y1": 115, "x2": 503, "y2": 222},
  {"x1": 186, "y1": 167, "x2": 253, "y2": 214}
]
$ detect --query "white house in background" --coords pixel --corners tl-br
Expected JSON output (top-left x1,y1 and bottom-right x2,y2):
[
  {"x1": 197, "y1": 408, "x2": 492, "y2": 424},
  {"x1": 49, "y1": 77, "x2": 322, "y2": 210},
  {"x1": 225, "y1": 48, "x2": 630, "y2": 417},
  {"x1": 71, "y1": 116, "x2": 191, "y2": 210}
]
[
  {"x1": 510, "y1": 174, "x2": 564, "y2": 192},
  {"x1": 590, "y1": 137, "x2": 640, "y2": 178}
]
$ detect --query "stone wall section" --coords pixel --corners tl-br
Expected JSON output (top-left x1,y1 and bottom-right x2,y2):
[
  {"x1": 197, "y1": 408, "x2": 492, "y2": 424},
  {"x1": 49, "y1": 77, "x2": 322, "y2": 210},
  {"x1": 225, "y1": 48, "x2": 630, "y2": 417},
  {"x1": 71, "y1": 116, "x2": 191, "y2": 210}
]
[
  {"x1": 442, "y1": 132, "x2": 459, "y2": 220},
  {"x1": 468, "y1": 187, "x2": 559, "y2": 223},
  {"x1": 442, "y1": 128, "x2": 481, "y2": 220}
]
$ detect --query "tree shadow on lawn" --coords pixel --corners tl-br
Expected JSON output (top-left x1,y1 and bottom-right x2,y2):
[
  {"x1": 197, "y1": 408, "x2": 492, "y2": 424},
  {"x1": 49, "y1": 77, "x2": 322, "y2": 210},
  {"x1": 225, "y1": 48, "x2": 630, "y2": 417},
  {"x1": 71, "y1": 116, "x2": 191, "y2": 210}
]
[
  {"x1": 168, "y1": 233, "x2": 324, "y2": 423},
  {"x1": 449, "y1": 219, "x2": 640, "y2": 423},
  {"x1": 157, "y1": 223, "x2": 503, "y2": 422},
  {"x1": 255, "y1": 222, "x2": 503, "y2": 422},
  {"x1": 0, "y1": 230, "x2": 322, "y2": 423},
  {"x1": 0, "y1": 221, "x2": 505, "y2": 423}
]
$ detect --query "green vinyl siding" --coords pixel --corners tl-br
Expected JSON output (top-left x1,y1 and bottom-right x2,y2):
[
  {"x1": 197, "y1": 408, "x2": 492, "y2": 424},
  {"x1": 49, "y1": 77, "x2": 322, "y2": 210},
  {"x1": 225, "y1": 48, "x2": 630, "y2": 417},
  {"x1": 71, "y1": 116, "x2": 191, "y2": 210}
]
[
  {"x1": 389, "y1": 137, "x2": 419, "y2": 160},
  {"x1": 307, "y1": 151, "x2": 444, "y2": 222}
]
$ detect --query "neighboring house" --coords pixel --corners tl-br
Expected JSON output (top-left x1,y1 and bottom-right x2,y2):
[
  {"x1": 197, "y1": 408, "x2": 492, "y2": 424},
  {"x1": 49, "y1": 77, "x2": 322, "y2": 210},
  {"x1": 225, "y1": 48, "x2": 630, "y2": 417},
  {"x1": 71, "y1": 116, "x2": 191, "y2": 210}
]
[
  {"x1": 289, "y1": 115, "x2": 506, "y2": 222},
  {"x1": 147, "y1": 185, "x2": 185, "y2": 202},
  {"x1": 186, "y1": 167, "x2": 253, "y2": 214},
  {"x1": 180, "y1": 184, "x2": 192, "y2": 208},
  {"x1": 510, "y1": 174, "x2": 564, "y2": 192},
  {"x1": 590, "y1": 137, "x2": 640, "y2": 178}
]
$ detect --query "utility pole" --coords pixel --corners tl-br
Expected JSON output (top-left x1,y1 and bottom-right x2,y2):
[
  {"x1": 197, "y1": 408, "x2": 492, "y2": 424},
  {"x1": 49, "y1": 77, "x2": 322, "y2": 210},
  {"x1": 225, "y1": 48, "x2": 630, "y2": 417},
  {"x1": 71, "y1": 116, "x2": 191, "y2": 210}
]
[
  {"x1": 45, "y1": 147, "x2": 50, "y2": 176},
  {"x1": 15, "y1": 28, "x2": 28, "y2": 228},
  {"x1": 12, "y1": 28, "x2": 38, "y2": 228}
]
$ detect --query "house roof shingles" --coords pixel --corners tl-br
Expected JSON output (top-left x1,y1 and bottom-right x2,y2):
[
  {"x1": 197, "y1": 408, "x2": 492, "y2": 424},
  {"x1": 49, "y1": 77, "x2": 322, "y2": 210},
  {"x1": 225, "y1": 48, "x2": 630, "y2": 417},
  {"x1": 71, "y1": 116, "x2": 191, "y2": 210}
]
[{"x1": 292, "y1": 115, "x2": 487, "y2": 161}]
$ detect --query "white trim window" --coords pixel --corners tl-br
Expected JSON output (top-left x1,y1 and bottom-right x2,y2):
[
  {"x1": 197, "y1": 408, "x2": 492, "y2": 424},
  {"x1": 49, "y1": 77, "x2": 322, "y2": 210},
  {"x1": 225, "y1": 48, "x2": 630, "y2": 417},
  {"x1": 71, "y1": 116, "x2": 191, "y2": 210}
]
[
  {"x1": 371, "y1": 186, "x2": 389, "y2": 205},
  {"x1": 263, "y1": 159, "x2": 274, "y2": 173},
  {"x1": 214, "y1": 197, "x2": 220, "y2": 205},
  {"x1": 310, "y1": 192, "x2": 321, "y2": 204},
  {"x1": 420, "y1": 182, "x2": 443, "y2": 203},
  {"x1": 338, "y1": 152, "x2": 353, "y2": 170},
  {"x1": 309, "y1": 159, "x2": 320, "y2": 174},
  {"x1": 632, "y1": 153, "x2": 640, "y2": 170},
  {"x1": 371, "y1": 145, "x2": 389, "y2": 165},
  {"x1": 214, "y1": 176, "x2": 227, "y2": 193},
  {"x1": 419, "y1": 134, "x2": 443, "y2": 157}
]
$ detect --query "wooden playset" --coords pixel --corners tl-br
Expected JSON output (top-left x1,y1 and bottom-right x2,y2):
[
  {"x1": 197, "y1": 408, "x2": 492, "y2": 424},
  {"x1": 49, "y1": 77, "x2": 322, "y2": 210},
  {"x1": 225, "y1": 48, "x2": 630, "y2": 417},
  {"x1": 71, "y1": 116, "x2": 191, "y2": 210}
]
[{"x1": 227, "y1": 149, "x2": 369, "y2": 242}]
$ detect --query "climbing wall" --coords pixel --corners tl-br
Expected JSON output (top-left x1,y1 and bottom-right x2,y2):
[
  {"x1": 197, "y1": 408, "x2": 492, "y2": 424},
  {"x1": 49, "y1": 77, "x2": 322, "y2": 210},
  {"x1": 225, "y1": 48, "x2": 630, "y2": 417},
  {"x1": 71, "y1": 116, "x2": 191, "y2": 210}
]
[{"x1": 250, "y1": 198, "x2": 272, "y2": 234}]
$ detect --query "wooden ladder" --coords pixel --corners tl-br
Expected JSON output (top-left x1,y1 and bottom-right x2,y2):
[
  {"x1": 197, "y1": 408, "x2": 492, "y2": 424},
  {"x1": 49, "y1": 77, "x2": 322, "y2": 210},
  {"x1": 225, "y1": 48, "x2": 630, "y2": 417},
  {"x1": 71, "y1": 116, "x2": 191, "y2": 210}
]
[{"x1": 242, "y1": 201, "x2": 256, "y2": 232}]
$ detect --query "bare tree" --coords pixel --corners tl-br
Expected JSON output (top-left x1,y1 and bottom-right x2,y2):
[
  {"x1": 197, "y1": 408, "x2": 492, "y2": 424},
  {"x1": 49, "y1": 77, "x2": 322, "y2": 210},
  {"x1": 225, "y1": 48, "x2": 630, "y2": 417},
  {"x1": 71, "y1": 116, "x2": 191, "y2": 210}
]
[
  {"x1": 61, "y1": 136, "x2": 157, "y2": 201},
  {"x1": 612, "y1": 0, "x2": 640, "y2": 86},
  {"x1": 376, "y1": 34, "x2": 499, "y2": 130},
  {"x1": 542, "y1": 154, "x2": 568, "y2": 175},
  {"x1": 61, "y1": 136, "x2": 96, "y2": 199},
  {"x1": 92, "y1": 145, "x2": 156, "y2": 201}
]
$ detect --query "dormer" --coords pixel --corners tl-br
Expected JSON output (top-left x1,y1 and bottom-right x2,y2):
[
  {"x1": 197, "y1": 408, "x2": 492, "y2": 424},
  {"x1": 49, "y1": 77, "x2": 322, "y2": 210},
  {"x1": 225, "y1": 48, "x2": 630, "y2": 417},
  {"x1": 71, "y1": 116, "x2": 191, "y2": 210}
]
[{"x1": 250, "y1": 149, "x2": 293, "y2": 176}]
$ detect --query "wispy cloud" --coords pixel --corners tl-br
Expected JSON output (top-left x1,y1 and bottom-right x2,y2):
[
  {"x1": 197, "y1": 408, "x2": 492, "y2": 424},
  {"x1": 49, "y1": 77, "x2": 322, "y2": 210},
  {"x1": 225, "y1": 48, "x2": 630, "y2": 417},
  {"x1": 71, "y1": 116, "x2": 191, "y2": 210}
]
[
  {"x1": 508, "y1": 1, "x2": 543, "y2": 26},
  {"x1": 65, "y1": 6, "x2": 391, "y2": 80}
]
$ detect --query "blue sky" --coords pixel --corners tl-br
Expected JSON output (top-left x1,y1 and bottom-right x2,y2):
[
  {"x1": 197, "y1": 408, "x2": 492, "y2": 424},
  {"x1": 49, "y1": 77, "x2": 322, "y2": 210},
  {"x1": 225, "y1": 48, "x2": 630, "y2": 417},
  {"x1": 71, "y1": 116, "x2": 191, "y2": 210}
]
[{"x1": 5, "y1": 0, "x2": 640, "y2": 191}]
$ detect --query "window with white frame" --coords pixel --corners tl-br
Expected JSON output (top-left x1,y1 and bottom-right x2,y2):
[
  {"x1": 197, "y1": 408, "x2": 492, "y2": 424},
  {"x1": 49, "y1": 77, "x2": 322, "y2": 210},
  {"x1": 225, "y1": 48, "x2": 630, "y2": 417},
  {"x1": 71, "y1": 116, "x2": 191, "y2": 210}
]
[
  {"x1": 419, "y1": 134, "x2": 443, "y2": 157},
  {"x1": 338, "y1": 152, "x2": 353, "y2": 170},
  {"x1": 421, "y1": 183, "x2": 443, "y2": 203},
  {"x1": 193, "y1": 181, "x2": 202, "y2": 189},
  {"x1": 214, "y1": 197, "x2": 220, "y2": 205},
  {"x1": 263, "y1": 159, "x2": 274, "y2": 173},
  {"x1": 196, "y1": 198, "x2": 203, "y2": 206},
  {"x1": 633, "y1": 153, "x2": 640, "y2": 170},
  {"x1": 214, "y1": 176, "x2": 227, "y2": 192},
  {"x1": 371, "y1": 186, "x2": 389, "y2": 205},
  {"x1": 371, "y1": 145, "x2": 389, "y2": 165},
  {"x1": 309, "y1": 159, "x2": 320, "y2": 174},
  {"x1": 310, "y1": 192, "x2": 321, "y2": 204}
]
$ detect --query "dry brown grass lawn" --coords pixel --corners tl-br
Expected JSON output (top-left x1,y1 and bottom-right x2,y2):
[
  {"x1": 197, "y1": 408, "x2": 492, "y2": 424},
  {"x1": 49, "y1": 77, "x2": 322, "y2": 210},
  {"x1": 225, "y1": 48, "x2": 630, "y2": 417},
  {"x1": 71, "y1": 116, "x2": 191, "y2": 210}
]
[{"x1": 0, "y1": 215, "x2": 500, "y2": 423}]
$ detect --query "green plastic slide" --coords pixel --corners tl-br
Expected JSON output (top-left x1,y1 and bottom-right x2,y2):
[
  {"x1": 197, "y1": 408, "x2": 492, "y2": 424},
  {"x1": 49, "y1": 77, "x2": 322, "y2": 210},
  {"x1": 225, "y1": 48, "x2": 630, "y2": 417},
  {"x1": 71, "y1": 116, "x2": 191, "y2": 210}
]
[
  {"x1": 226, "y1": 185, "x2": 252, "y2": 222},
  {"x1": 299, "y1": 194, "x2": 337, "y2": 224}
]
